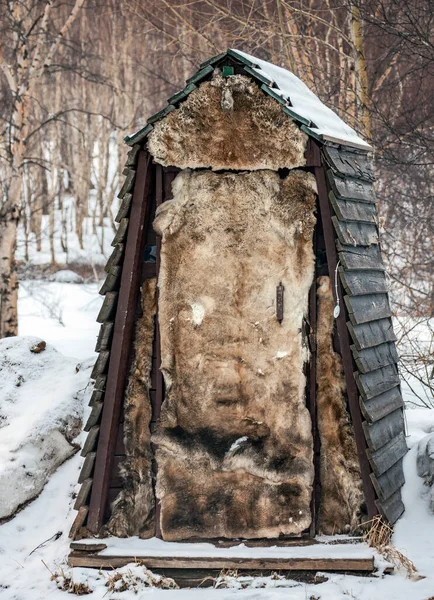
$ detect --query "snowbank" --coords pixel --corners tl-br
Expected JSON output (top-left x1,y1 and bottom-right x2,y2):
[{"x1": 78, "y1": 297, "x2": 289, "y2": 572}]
[{"x1": 0, "y1": 336, "x2": 91, "y2": 520}]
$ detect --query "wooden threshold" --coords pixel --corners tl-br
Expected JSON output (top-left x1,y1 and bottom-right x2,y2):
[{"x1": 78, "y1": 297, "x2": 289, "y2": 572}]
[{"x1": 68, "y1": 552, "x2": 375, "y2": 573}]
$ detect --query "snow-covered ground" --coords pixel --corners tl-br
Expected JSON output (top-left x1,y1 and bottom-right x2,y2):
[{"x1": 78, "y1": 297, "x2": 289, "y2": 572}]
[{"x1": 1, "y1": 280, "x2": 434, "y2": 598}]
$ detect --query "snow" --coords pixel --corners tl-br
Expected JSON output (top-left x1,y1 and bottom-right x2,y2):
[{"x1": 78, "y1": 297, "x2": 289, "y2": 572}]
[
  {"x1": 232, "y1": 49, "x2": 372, "y2": 150},
  {"x1": 0, "y1": 282, "x2": 434, "y2": 598}
]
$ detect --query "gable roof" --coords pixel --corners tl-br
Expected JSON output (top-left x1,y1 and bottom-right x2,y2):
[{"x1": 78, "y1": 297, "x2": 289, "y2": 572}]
[{"x1": 125, "y1": 48, "x2": 372, "y2": 152}]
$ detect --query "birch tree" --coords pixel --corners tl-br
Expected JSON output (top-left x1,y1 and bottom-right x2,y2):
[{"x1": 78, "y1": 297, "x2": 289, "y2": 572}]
[{"x1": 0, "y1": 0, "x2": 85, "y2": 337}]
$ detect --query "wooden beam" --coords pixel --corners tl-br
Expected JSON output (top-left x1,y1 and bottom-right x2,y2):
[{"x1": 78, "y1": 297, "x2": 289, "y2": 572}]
[
  {"x1": 68, "y1": 552, "x2": 375, "y2": 572},
  {"x1": 87, "y1": 151, "x2": 153, "y2": 534},
  {"x1": 308, "y1": 140, "x2": 377, "y2": 519}
]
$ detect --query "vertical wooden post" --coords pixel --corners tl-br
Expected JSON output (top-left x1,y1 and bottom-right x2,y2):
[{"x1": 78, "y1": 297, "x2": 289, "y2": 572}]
[
  {"x1": 307, "y1": 204, "x2": 319, "y2": 537},
  {"x1": 308, "y1": 139, "x2": 377, "y2": 519},
  {"x1": 87, "y1": 151, "x2": 153, "y2": 534},
  {"x1": 153, "y1": 163, "x2": 164, "y2": 539}
]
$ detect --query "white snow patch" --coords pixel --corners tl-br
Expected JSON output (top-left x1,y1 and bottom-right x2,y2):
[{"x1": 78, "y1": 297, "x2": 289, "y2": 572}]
[
  {"x1": 273, "y1": 350, "x2": 288, "y2": 360},
  {"x1": 49, "y1": 269, "x2": 84, "y2": 284},
  {"x1": 232, "y1": 49, "x2": 371, "y2": 150},
  {"x1": 0, "y1": 336, "x2": 91, "y2": 519}
]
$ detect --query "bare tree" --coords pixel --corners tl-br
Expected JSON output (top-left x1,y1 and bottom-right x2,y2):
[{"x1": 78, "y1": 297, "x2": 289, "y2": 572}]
[{"x1": 0, "y1": 0, "x2": 86, "y2": 337}]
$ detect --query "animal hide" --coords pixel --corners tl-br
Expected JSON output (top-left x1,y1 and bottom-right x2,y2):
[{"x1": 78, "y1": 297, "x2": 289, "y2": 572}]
[
  {"x1": 106, "y1": 278, "x2": 157, "y2": 538},
  {"x1": 147, "y1": 72, "x2": 308, "y2": 172},
  {"x1": 316, "y1": 276, "x2": 364, "y2": 534},
  {"x1": 153, "y1": 169, "x2": 316, "y2": 540}
]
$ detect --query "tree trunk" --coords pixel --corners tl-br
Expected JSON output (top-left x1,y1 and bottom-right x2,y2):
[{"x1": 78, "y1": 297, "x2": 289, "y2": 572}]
[{"x1": 0, "y1": 203, "x2": 19, "y2": 337}]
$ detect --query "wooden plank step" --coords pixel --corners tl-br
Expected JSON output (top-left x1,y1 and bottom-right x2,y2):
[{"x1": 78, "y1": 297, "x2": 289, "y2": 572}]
[
  {"x1": 330, "y1": 192, "x2": 376, "y2": 223},
  {"x1": 362, "y1": 408, "x2": 405, "y2": 451},
  {"x1": 371, "y1": 458, "x2": 405, "y2": 501},
  {"x1": 337, "y1": 242, "x2": 385, "y2": 271},
  {"x1": 366, "y1": 431, "x2": 408, "y2": 477},
  {"x1": 348, "y1": 318, "x2": 396, "y2": 350},
  {"x1": 360, "y1": 387, "x2": 404, "y2": 423},
  {"x1": 332, "y1": 217, "x2": 378, "y2": 246},
  {"x1": 68, "y1": 553, "x2": 375, "y2": 572},
  {"x1": 70, "y1": 542, "x2": 108, "y2": 553},
  {"x1": 340, "y1": 270, "x2": 388, "y2": 297},
  {"x1": 345, "y1": 294, "x2": 392, "y2": 326}
]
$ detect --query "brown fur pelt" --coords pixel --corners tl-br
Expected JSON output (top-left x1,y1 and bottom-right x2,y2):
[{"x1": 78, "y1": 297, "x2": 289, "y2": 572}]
[
  {"x1": 147, "y1": 72, "x2": 308, "y2": 171},
  {"x1": 316, "y1": 275, "x2": 364, "y2": 534},
  {"x1": 153, "y1": 169, "x2": 317, "y2": 540},
  {"x1": 106, "y1": 278, "x2": 157, "y2": 538}
]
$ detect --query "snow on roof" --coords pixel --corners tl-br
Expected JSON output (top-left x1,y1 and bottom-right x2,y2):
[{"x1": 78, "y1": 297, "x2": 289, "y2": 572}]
[{"x1": 232, "y1": 49, "x2": 372, "y2": 151}]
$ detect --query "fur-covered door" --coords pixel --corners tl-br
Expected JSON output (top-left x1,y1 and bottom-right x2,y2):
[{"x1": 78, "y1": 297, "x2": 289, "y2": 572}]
[{"x1": 153, "y1": 168, "x2": 317, "y2": 541}]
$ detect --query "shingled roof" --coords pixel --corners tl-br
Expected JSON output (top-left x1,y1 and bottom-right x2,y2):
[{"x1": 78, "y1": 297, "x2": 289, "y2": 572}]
[{"x1": 72, "y1": 49, "x2": 406, "y2": 539}]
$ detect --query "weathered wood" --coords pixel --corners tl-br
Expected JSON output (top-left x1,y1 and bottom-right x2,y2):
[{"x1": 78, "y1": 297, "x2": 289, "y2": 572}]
[
  {"x1": 117, "y1": 168, "x2": 136, "y2": 199},
  {"x1": 360, "y1": 387, "x2": 404, "y2": 423},
  {"x1": 327, "y1": 170, "x2": 376, "y2": 203},
  {"x1": 96, "y1": 292, "x2": 118, "y2": 323},
  {"x1": 376, "y1": 489, "x2": 405, "y2": 525},
  {"x1": 81, "y1": 426, "x2": 100, "y2": 457},
  {"x1": 88, "y1": 389, "x2": 104, "y2": 407},
  {"x1": 104, "y1": 244, "x2": 124, "y2": 273},
  {"x1": 340, "y1": 270, "x2": 388, "y2": 297},
  {"x1": 186, "y1": 63, "x2": 214, "y2": 85},
  {"x1": 366, "y1": 432, "x2": 407, "y2": 477},
  {"x1": 356, "y1": 364, "x2": 400, "y2": 401},
  {"x1": 352, "y1": 342, "x2": 399, "y2": 374},
  {"x1": 323, "y1": 147, "x2": 374, "y2": 182},
  {"x1": 115, "y1": 193, "x2": 133, "y2": 223},
  {"x1": 362, "y1": 408, "x2": 405, "y2": 451},
  {"x1": 337, "y1": 242, "x2": 385, "y2": 271},
  {"x1": 90, "y1": 351, "x2": 110, "y2": 379},
  {"x1": 87, "y1": 151, "x2": 153, "y2": 534},
  {"x1": 99, "y1": 268, "x2": 122, "y2": 296},
  {"x1": 70, "y1": 542, "x2": 107, "y2": 553},
  {"x1": 68, "y1": 553, "x2": 375, "y2": 572},
  {"x1": 371, "y1": 459, "x2": 405, "y2": 501},
  {"x1": 69, "y1": 506, "x2": 88, "y2": 540},
  {"x1": 78, "y1": 452, "x2": 96, "y2": 484},
  {"x1": 124, "y1": 124, "x2": 153, "y2": 147},
  {"x1": 95, "y1": 322, "x2": 114, "y2": 353},
  {"x1": 84, "y1": 402, "x2": 104, "y2": 432},
  {"x1": 93, "y1": 375, "x2": 107, "y2": 393},
  {"x1": 126, "y1": 144, "x2": 141, "y2": 167},
  {"x1": 344, "y1": 294, "x2": 392, "y2": 326},
  {"x1": 330, "y1": 192, "x2": 376, "y2": 223},
  {"x1": 73, "y1": 479, "x2": 93, "y2": 511},
  {"x1": 111, "y1": 218, "x2": 129, "y2": 247},
  {"x1": 168, "y1": 82, "x2": 197, "y2": 105},
  {"x1": 332, "y1": 217, "x2": 378, "y2": 247},
  {"x1": 311, "y1": 140, "x2": 377, "y2": 519},
  {"x1": 147, "y1": 104, "x2": 176, "y2": 125},
  {"x1": 348, "y1": 318, "x2": 396, "y2": 351}
]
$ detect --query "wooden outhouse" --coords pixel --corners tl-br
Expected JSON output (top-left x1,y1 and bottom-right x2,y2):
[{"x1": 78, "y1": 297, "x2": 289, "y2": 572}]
[{"x1": 70, "y1": 50, "x2": 407, "y2": 557}]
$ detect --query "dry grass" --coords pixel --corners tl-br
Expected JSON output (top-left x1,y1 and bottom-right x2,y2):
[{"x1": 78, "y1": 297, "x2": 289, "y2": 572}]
[
  {"x1": 363, "y1": 516, "x2": 418, "y2": 579},
  {"x1": 42, "y1": 561, "x2": 92, "y2": 595}
]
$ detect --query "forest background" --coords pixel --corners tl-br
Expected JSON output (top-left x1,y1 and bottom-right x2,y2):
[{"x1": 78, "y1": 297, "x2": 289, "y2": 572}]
[{"x1": 0, "y1": 0, "x2": 433, "y2": 401}]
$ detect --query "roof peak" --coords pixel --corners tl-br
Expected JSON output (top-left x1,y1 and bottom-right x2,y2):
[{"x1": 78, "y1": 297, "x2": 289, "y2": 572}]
[{"x1": 126, "y1": 48, "x2": 371, "y2": 152}]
